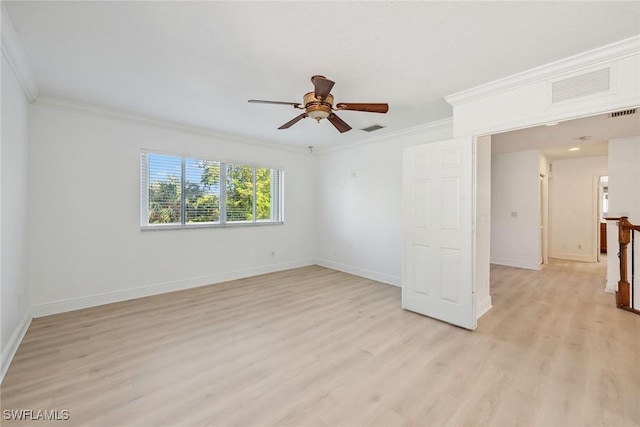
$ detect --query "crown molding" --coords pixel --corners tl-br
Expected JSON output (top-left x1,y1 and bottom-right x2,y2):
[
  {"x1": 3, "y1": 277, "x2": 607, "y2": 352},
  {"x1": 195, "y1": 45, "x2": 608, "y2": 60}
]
[
  {"x1": 318, "y1": 117, "x2": 453, "y2": 155},
  {"x1": 445, "y1": 35, "x2": 640, "y2": 107},
  {"x1": 35, "y1": 95, "x2": 453, "y2": 156},
  {"x1": 34, "y1": 96, "x2": 312, "y2": 154},
  {"x1": 1, "y1": 3, "x2": 38, "y2": 101}
]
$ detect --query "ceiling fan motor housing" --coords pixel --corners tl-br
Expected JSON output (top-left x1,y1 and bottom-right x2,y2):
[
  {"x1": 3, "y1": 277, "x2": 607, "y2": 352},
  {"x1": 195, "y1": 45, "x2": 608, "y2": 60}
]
[{"x1": 304, "y1": 92, "x2": 333, "y2": 121}]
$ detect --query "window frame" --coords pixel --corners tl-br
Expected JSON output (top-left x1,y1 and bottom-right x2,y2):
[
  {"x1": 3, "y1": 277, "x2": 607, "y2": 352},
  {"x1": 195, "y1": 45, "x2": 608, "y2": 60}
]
[{"x1": 140, "y1": 150, "x2": 284, "y2": 231}]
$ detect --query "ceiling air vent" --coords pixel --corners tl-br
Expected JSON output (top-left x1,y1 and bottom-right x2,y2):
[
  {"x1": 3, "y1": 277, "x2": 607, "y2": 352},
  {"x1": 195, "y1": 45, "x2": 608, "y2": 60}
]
[
  {"x1": 361, "y1": 124, "x2": 385, "y2": 132},
  {"x1": 609, "y1": 108, "x2": 636, "y2": 118},
  {"x1": 551, "y1": 68, "x2": 610, "y2": 104}
]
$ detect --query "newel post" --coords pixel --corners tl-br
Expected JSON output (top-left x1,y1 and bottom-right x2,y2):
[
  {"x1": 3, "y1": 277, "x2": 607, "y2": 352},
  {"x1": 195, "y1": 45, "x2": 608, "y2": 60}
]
[{"x1": 617, "y1": 216, "x2": 631, "y2": 308}]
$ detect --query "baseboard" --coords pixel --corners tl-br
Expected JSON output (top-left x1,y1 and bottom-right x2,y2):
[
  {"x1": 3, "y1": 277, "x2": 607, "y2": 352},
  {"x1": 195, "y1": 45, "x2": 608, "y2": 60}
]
[
  {"x1": 549, "y1": 252, "x2": 596, "y2": 263},
  {"x1": 490, "y1": 257, "x2": 541, "y2": 271},
  {"x1": 314, "y1": 258, "x2": 401, "y2": 287},
  {"x1": 476, "y1": 296, "x2": 493, "y2": 319},
  {"x1": 1, "y1": 310, "x2": 32, "y2": 384},
  {"x1": 605, "y1": 280, "x2": 617, "y2": 294},
  {"x1": 31, "y1": 259, "x2": 314, "y2": 317}
]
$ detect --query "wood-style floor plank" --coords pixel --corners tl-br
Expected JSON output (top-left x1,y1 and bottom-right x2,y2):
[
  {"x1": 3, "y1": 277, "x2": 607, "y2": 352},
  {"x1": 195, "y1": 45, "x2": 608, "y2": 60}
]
[{"x1": 1, "y1": 260, "x2": 639, "y2": 426}]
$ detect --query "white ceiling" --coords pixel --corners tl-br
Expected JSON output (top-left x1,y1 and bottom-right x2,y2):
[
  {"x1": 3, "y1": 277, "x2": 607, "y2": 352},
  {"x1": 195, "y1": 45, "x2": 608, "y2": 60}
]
[
  {"x1": 4, "y1": 1, "x2": 640, "y2": 149},
  {"x1": 492, "y1": 109, "x2": 640, "y2": 161}
]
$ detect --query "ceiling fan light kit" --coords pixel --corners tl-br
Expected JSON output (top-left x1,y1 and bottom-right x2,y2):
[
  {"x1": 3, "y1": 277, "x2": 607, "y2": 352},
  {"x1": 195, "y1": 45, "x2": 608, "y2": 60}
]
[
  {"x1": 248, "y1": 75, "x2": 388, "y2": 133},
  {"x1": 304, "y1": 91, "x2": 333, "y2": 121}
]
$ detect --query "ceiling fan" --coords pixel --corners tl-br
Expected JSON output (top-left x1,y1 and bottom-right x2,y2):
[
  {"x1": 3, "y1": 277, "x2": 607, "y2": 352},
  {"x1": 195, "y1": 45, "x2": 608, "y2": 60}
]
[{"x1": 248, "y1": 75, "x2": 389, "y2": 133}]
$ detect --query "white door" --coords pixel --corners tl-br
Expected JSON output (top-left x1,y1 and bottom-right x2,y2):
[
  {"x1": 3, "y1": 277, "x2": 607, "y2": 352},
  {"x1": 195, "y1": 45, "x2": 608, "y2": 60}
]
[{"x1": 402, "y1": 137, "x2": 476, "y2": 330}]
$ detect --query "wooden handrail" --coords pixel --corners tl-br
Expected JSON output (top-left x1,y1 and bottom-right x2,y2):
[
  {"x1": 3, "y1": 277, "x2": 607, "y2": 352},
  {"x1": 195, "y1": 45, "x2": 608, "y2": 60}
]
[
  {"x1": 607, "y1": 216, "x2": 639, "y2": 314},
  {"x1": 606, "y1": 217, "x2": 640, "y2": 231}
]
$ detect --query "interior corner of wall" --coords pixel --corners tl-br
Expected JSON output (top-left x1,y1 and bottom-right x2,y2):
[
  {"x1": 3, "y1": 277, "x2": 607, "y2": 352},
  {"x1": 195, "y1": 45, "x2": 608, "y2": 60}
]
[{"x1": 0, "y1": 309, "x2": 32, "y2": 384}]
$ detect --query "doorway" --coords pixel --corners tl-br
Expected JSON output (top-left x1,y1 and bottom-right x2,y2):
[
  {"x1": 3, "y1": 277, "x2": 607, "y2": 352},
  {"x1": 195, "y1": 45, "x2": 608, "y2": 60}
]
[
  {"x1": 480, "y1": 109, "x2": 638, "y2": 320},
  {"x1": 598, "y1": 175, "x2": 609, "y2": 262}
]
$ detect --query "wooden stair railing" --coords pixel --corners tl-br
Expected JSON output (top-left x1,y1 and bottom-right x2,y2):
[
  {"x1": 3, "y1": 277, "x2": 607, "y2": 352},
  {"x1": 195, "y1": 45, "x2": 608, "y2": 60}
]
[{"x1": 605, "y1": 216, "x2": 640, "y2": 314}]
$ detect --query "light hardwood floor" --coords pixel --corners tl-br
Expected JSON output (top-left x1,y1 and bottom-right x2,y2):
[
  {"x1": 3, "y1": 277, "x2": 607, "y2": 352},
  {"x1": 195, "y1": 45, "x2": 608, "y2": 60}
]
[{"x1": 2, "y1": 259, "x2": 639, "y2": 426}]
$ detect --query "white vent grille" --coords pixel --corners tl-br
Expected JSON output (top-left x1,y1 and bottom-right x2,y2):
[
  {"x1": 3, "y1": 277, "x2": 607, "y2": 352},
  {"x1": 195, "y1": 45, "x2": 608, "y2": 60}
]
[{"x1": 551, "y1": 68, "x2": 610, "y2": 103}]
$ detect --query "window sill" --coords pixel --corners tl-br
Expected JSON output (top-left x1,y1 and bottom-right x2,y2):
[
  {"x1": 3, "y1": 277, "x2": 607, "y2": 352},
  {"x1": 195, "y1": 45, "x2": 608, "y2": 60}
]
[{"x1": 140, "y1": 221, "x2": 284, "y2": 231}]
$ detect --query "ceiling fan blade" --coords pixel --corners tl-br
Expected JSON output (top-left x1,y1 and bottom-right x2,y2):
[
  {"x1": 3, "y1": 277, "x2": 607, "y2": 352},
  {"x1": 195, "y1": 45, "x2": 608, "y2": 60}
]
[
  {"x1": 312, "y1": 75, "x2": 335, "y2": 99},
  {"x1": 249, "y1": 100, "x2": 302, "y2": 108},
  {"x1": 327, "y1": 113, "x2": 352, "y2": 133},
  {"x1": 336, "y1": 103, "x2": 389, "y2": 113},
  {"x1": 278, "y1": 113, "x2": 308, "y2": 130}
]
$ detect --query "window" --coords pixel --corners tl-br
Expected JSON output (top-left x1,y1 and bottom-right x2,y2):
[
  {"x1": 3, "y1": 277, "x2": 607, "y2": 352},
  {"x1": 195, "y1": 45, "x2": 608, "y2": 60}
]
[{"x1": 140, "y1": 152, "x2": 283, "y2": 229}]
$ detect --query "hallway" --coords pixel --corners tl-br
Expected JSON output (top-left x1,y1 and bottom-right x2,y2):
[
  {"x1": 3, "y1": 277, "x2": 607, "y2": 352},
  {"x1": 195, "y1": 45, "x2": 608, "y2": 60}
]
[{"x1": 478, "y1": 257, "x2": 639, "y2": 425}]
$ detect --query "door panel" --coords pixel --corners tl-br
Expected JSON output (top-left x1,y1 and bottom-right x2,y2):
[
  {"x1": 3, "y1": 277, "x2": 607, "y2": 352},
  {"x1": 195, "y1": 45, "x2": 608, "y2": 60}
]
[
  {"x1": 402, "y1": 137, "x2": 476, "y2": 330},
  {"x1": 412, "y1": 245, "x2": 431, "y2": 295}
]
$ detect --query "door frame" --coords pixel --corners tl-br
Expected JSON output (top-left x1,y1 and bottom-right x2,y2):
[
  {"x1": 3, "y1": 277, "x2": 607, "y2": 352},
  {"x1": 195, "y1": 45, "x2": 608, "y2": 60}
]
[{"x1": 540, "y1": 173, "x2": 549, "y2": 266}]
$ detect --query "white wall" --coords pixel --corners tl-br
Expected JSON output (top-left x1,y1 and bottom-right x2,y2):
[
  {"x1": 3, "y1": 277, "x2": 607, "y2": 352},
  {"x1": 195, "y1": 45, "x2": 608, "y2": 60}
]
[
  {"x1": 315, "y1": 121, "x2": 453, "y2": 286},
  {"x1": 28, "y1": 102, "x2": 316, "y2": 316},
  {"x1": 607, "y1": 138, "x2": 640, "y2": 301},
  {"x1": 1, "y1": 54, "x2": 32, "y2": 380},
  {"x1": 549, "y1": 155, "x2": 607, "y2": 262},
  {"x1": 608, "y1": 138, "x2": 640, "y2": 224},
  {"x1": 491, "y1": 149, "x2": 541, "y2": 270}
]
